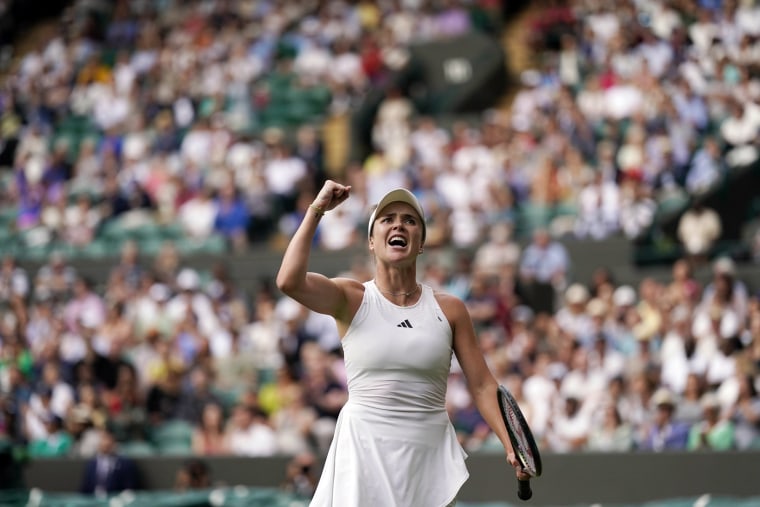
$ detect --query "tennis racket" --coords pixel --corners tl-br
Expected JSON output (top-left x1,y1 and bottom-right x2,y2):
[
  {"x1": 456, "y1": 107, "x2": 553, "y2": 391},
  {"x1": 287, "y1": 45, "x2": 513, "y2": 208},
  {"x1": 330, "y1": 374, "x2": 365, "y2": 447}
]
[{"x1": 497, "y1": 384, "x2": 542, "y2": 501}]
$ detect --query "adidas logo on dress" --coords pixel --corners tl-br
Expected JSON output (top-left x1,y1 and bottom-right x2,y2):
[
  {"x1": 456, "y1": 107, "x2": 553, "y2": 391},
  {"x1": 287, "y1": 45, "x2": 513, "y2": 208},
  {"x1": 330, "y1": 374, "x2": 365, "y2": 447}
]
[{"x1": 397, "y1": 319, "x2": 413, "y2": 328}]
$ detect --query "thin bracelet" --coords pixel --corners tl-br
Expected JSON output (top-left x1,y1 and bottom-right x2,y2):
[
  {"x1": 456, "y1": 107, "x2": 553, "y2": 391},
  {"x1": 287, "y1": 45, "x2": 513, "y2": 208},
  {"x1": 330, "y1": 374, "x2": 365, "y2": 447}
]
[{"x1": 309, "y1": 203, "x2": 326, "y2": 217}]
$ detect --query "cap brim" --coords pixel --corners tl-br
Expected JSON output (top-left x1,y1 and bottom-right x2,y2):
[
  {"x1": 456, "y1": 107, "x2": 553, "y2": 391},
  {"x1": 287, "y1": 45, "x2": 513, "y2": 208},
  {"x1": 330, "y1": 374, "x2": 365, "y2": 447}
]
[{"x1": 368, "y1": 188, "x2": 426, "y2": 240}]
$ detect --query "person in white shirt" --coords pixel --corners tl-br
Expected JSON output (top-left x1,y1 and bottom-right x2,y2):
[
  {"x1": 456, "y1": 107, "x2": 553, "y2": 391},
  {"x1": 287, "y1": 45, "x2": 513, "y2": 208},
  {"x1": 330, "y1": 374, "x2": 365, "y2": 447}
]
[
  {"x1": 545, "y1": 389, "x2": 592, "y2": 453},
  {"x1": 677, "y1": 202, "x2": 722, "y2": 262},
  {"x1": 178, "y1": 186, "x2": 217, "y2": 240},
  {"x1": 225, "y1": 404, "x2": 279, "y2": 457}
]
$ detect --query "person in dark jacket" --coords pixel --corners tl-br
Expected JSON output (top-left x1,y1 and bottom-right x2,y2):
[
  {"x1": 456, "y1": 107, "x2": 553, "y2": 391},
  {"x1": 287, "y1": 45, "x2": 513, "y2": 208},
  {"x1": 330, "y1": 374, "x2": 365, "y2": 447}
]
[{"x1": 80, "y1": 428, "x2": 139, "y2": 497}]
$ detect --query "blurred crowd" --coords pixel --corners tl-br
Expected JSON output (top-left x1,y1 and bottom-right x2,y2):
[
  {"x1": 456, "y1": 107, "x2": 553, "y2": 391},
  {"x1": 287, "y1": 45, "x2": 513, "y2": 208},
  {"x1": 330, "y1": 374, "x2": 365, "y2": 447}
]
[
  {"x1": 0, "y1": 0, "x2": 759, "y2": 486},
  {"x1": 2, "y1": 0, "x2": 760, "y2": 255},
  {"x1": 0, "y1": 0, "x2": 501, "y2": 254},
  {"x1": 0, "y1": 227, "x2": 759, "y2": 465},
  {"x1": 362, "y1": 0, "x2": 760, "y2": 252}
]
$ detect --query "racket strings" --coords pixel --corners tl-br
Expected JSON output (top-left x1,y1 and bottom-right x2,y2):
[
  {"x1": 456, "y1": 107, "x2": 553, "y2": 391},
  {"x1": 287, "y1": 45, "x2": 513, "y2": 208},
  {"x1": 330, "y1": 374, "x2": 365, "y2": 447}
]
[{"x1": 504, "y1": 400, "x2": 536, "y2": 472}]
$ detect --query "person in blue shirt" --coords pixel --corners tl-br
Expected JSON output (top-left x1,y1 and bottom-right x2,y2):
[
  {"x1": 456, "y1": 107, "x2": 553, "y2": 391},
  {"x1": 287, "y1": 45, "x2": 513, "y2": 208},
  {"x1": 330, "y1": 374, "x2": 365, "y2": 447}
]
[
  {"x1": 639, "y1": 388, "x2": 690, "y2": 451},
  {"x1": 213, "y1": 180, "x2": 250, "y2": 251},
  {"x1": 517, "y1": 228, "x2": 570, "y2": 315}
]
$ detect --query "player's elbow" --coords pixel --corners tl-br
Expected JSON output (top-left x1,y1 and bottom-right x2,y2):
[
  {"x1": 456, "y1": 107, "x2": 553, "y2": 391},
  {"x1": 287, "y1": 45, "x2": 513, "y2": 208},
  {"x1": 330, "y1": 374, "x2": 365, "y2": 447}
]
[
  {"x1": 470, "y1": 376, "x2": 498, "y2": 399},
  {"x1": 275, "y1": 270, "x2": 300, "y2": 295}
]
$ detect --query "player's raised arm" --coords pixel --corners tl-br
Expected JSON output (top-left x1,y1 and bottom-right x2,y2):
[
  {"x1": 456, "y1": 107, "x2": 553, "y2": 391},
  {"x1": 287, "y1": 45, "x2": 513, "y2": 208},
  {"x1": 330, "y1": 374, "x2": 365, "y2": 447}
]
[{"x1": 276, "y1": 180, "x2": 352, "y2": 317}]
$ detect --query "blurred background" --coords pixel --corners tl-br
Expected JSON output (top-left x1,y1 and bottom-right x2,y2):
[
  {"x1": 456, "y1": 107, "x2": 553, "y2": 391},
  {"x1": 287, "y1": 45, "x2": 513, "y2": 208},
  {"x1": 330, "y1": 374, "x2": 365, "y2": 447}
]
[{"x1": 1, "y1": 0, "x2": 760, "y2": 505}]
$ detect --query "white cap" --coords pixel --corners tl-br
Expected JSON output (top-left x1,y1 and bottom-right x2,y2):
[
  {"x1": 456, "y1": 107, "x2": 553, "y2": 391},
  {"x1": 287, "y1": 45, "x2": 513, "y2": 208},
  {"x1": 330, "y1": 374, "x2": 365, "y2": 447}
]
[
  {"x1": 652, "y1": 387, "x2": 676, "y2": 408},
  {"x1": 586, "y1": 298, "x2": 608, "y2": 317},
  {"x1": 713, "y1": 256, "x2": 736, "y2": 276},
  {"x1": 149, "y1": 283, "x2": 171, "y2": 302},
  {"x1": 700, "y1": 392, "x2": 720, "y2": 410},
  {"x1": 565, "y1": 283, "x2": 589, "y2": 305},
  {"x1": 613, "y1": 285, "x2": 637, "y2": 307},
  {"x1": 177, "y1": 268, "x2": 200, "y2": 291},
  {"x1": 367, "y1": 188, "x2": 426, "y2": 241}
]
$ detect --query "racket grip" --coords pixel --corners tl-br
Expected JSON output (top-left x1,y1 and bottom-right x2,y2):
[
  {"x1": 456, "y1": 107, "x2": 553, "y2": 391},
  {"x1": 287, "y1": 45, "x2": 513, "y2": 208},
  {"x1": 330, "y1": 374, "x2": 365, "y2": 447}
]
[{"x1": 517, "y1": 479, "x2": 532, "y2": 501}]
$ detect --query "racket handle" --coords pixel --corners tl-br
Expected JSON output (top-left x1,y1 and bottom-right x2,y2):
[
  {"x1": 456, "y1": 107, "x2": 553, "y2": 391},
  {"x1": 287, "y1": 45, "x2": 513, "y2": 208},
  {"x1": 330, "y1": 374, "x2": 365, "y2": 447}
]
[{"x1": 517, "y1": 479, "x2": 532, "y2": 501}]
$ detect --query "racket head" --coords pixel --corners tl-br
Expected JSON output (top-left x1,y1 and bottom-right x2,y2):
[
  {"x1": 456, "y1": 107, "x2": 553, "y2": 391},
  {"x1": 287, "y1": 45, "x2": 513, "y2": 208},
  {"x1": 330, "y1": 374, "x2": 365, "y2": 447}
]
[{"x1": 497, "y1": 385, "x2": 542, "y2": 478}]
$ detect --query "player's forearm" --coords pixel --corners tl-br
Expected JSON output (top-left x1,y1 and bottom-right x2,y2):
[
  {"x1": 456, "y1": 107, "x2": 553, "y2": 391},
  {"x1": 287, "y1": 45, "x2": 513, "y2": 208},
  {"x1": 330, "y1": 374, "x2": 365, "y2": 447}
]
[
  {"x1": 473, "y1": 380, "x2": 513, "y2": 453},
  {"x1": 276, "y1": 210, "x2": 322, "y2": 294}
]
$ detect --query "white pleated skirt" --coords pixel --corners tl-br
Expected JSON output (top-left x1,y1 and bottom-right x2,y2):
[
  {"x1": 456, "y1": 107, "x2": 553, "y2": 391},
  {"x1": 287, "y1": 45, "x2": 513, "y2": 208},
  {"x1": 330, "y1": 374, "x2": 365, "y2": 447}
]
[{"x1": 310, "y1": 401, "x2": 469, "y2": 507}]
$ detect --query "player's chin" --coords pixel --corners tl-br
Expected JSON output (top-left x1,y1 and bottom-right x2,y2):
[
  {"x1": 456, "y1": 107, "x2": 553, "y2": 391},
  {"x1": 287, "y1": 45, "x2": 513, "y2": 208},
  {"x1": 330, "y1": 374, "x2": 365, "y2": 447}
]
[
  {"x1": 385, "y1": 252, "x2": 416, "y2": 264},
  {"x1": 386, "y1": 246, "x2": 412, "y2": 256}
]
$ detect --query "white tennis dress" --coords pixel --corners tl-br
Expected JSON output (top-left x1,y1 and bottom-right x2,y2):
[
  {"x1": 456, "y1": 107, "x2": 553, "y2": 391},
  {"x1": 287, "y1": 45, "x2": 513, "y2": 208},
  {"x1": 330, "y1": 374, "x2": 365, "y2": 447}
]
[{"x1": 309, "y1": 281, "x2": 469, "y2": 506}]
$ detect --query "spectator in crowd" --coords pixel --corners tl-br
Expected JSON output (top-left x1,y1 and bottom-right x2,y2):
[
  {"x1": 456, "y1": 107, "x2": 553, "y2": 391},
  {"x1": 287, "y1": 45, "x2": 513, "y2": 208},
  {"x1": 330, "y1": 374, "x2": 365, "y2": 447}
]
[
  {"x1": 685, "y1": 136, "x2": 725, "y2": 194},
  {"x1": 281, "y1": 451, "x2": 318, "y2": 498},
  {"x1": 659, "y1": 306, "x2": 696, "y2": 395},
  {"x1": 178, "y1": 186, "x2": 217, "y2": 242},
  {"x1": 174, "y1": 459, "x2": 211, "y2": 492},
  {"x1": 518, "y1": 228, "x2": 570, "y2": 315},
  {"x1": 574, "y1": 169, "x2": 620, "y2": 240},
  {"x1": 145, "y1": 367, "x2": 184, "y2": 426},
  {"x1": 175, "y1": 368, "x2": 223, "y2": 426},
  {"x1": 618, "y1": 180, "x2": 656, "y2": 240},
  {"x1": 67, "y1": 402, "x2": 104, "y2": 458},
  {"x1": 729, "y1": 372, "x2": 760, "y2": 450},
  {"x1": 675, "y1": 373, "x2": 709, "y2": 427},
  {"x1": 638, "y1": 388, "x2": 690, "y2": 452},
  {"x1": 80, "y1": 428, "x2": 139, "y2": 497},
  {"x1": 27, "y1": 414, "x2": 72, "y2": 457},
  {"x1": 213, "y1": 179, "x2": 250, "y2": 252},
  {"x1": 545, "y1": 389, "x2": 592, "y2": 453},
  {"x1": 701, "y1": 257, "x2": 749, "y2": 326},
  {"x1": 473, "y1": 222, "x2": 521, "y2": 278},
  {"x1": 586, "y1": 403, "x2": 634, "y2": 452},
  {"x1": 191, "y1": 402, "x2": 229, "y2": 456},
  {"x1": 269, "y1": 384, "x2": 318, "y2": 456},
  {"x1": 677, "y1": 201, "x2": 723, "y2": 265},
  {"x1": 555, "y1": 284, "x2": 594, "y2": 346},
  {"x1": 34, "y1": 251, "x2": 76, "y2": 302},
  {"x1": 0, "y1": 255, "x2": 29, "y2": 308},
  {"x1": 224, "y1": 404, "x2": 279, "y2": 457},
  {"x1": 687, "y1": 392, "x2": 735, "y2": 450}
]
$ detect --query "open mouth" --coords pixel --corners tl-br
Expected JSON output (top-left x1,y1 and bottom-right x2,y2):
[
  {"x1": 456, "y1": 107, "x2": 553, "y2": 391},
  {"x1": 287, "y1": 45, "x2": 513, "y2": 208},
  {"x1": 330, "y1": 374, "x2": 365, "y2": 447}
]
[{"x1": 388, "y1": 235, "x2": 407, "y2": 247}]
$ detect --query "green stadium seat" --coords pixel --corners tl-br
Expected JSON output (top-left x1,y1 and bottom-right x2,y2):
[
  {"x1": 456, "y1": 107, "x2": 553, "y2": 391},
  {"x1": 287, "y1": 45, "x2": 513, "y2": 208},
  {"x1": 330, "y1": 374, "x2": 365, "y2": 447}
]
[
  {"x1": 156, "y1": 441, "x2": 193, "y2": 456},
  {"x1": 654, "y1": 192, "x2": 690, "y2": 222},
  {"x1": 516, "y1": 203, "x2": 552, "y2": 237},
  {"x1": 150, "y1": 419, "x2": 194, "y2": 456},
  {"x1": 131, "y1": 222, "x2": 165, "y2": 241},
  {"x1": 177, "y1": 234, "x2": 227, "y2": 255},
  {"x1": 138, "y1": 237, "x2": 169, "y2": 257},
  {"x1": 17, "y1": 228, "x2": 53, "y2": 261},
  {"x1": 97, "y1": 217, "x2": 131, "y2": 242},
  {"x1": 259, "y1": 104, "x2": 290, "y2": 128},
  {"x1": 77, "y1": 238, "x2": 111, "y2": 259},
  {"x1": 118, "y1": 440, "x2": 157, "y2": 457},
  {"x1": 158, "y1": 223, "x2": 185, "y2": 241},
  {"x1": 0, "y1": 224, "x2": 14, "y2": 242},
  {"x1": 306, "y1": 85, "x2": 331, "y2": 107},
  {"x1": 0, "y1": 205, "x2": 17, "y2": 225}
]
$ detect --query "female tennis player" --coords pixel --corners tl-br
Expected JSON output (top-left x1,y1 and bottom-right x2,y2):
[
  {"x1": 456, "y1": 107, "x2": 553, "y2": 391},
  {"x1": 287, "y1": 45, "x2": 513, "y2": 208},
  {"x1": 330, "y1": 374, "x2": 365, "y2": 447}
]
[{"x1": 276, "y1": 180, "x2": 528, "y2": 506}]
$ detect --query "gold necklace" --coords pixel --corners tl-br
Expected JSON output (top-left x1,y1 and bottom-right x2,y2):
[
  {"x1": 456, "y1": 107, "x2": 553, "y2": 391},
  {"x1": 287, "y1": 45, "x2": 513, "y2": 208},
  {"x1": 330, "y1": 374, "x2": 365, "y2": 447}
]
[{"x1": 376, "y1": 282, "x2": 420, "y2": 297}]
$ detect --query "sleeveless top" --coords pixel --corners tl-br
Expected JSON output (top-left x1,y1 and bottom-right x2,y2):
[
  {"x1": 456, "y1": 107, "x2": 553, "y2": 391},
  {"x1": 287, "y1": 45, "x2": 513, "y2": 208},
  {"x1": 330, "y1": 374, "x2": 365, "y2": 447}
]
[{"x1": 309, "y1": 281, "x2": 468, "y2": 506}]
